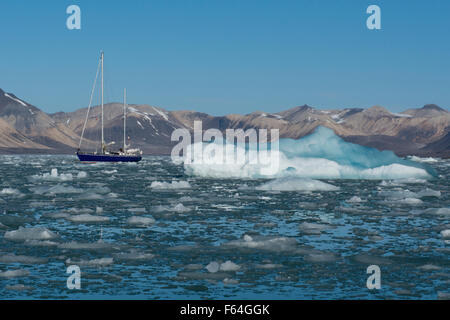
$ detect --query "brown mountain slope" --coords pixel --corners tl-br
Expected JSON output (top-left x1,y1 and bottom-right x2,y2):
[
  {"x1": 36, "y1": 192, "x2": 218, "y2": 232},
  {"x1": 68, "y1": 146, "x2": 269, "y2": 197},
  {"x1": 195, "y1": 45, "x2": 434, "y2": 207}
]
[
  {"x1": 0, "y1": 88, "x2": 93, "y2": 153},
  {"x1": 0, "y1": 88, "x2": 448, "y2": 157}
]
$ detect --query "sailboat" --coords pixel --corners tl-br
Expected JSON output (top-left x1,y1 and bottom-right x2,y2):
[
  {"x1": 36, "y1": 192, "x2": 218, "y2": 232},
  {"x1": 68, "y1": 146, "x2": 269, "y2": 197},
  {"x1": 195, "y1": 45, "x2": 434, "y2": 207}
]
[{"x1": 76, "y1": 51, "x2": 143, "y2": 162}]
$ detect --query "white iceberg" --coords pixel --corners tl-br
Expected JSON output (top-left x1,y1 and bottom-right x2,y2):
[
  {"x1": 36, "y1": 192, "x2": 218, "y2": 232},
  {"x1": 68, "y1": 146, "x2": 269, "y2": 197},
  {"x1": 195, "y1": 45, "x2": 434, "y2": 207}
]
[{"x1": 182, "y1": 126, "x2": 435, "y2": 180}]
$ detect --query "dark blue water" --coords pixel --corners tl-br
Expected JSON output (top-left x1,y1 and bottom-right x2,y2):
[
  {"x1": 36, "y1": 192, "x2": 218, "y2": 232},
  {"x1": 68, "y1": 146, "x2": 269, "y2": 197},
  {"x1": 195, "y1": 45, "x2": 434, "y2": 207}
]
[{"x1": 0, "y1": 155, "x2": 448, "y2": 299}]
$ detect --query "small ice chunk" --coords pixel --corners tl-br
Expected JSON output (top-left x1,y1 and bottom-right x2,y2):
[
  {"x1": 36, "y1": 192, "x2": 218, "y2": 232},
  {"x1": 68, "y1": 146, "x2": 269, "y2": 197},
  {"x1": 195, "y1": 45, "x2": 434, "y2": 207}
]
[
  {"x1": 397, "y1": 198, "x2": 423, "y2": 205},
  {"x1": 127, "y1": 207, "x2": 146, "y2": 214},
  {"x1": 408, "y1": 156, "x2": 438, "y2": 163},
  {"x1": 5, "y1": 284, "x2": 33, "y2": 291},
  {"x1": 418, "y1": 264, "x2": 441, "y2": 271},
  {"x1": 257, "y1": 177, "x2": 339, "y2": 192},
  {"x1": 424, "y1": 208, "x2": 450, "y2": 215},
  {"x1": 0, "y1": 253, "x2": 47, "y2": 264},
  {"x1": 220, "y1": 261, "x2": 240, "y2": 272},
  {"x1": 437, "y1": 292, "x2": 450, "y2": 300},
  {"x1": 440, "y1": 229, "x2": 450, "y2": 239},
  {"x1": 66, "y1": 257, "x2": 113, "y2": 267},
  {"x1": 31, "y1": 184, "x2": 83, "y2": 195},
  {"x1": 77, "y1": 171, "x2": 87, "y2": 178},
  {"x1": 206, "y1": 261, "x2": 220, "y2": 273},
  {"x1": 305, "y1": 252, "x2": 338, "y2": 263},
  {"x1": 67, "y1": 214, "x2": 110, "y2": 223},
  {"x1": 32, "y1": 168, "x2": 73, "y2": 181},
  {"x1": 114, "y1": 250, "x2": 154, "y2": 261},
  {"x1": 24, "y1": 240, "x2": 59, "y2": 247},
  {"x1": 127, "y1": 216, "x2": 155, "y2": 226},
  {"x1": 417, "y1": 188, "x2": 441, "y2": 198},
  {"x1": 299, "y1": 222, "x2": 334, "y2": 235},
  {"x1": 0, "y1": 269, "x2": 30, "y2": 278},
  {"x1": 255, "y1": 263, "x2": 282, "y2": 269},
  {"x1": 347, "y1": 196, "x2": 363, "y2": 203},
  {"x1": 0, "y1": 188, "x2": 21, "y2": 195},
  {"x1": 103, "y1": 169, "x2": 118, "y2": 174},
  {"x1": 223, "y1": 278, "x2": 239, "y2": 285},
  {"x1": 173, "y1": 203, "x2": 190, "y2": 213},
  {"x1": 58, "y1": 241, "x2": 112, "y2": 251},
  {"x1": 150, "y1": 180, "x2": 191, "y2": 189},
  {"x1": 225, "y1": 235, "x2": 297, "y2": 252}
]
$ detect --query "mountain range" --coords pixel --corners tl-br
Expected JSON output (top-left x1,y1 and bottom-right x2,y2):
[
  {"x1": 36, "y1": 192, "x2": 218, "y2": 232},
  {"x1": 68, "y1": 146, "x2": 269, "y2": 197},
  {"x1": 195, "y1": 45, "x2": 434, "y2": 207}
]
[{"x1": 0, "y1": 88, "x2": 449, "y2": 158}]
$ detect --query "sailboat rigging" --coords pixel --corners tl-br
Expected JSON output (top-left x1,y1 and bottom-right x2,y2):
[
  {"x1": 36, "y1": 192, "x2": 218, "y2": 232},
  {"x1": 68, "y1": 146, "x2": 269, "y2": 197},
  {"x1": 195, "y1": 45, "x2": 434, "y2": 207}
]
[{"x1": 76, "y1": 51, "x2": 142, "y2": 162}]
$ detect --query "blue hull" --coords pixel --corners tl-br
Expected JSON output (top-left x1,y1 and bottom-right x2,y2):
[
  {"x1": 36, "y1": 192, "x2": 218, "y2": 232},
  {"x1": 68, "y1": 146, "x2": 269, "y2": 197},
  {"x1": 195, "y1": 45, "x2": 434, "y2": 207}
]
[{"x1": 77, "y1": 153, "x2": 142, "y2": 162}]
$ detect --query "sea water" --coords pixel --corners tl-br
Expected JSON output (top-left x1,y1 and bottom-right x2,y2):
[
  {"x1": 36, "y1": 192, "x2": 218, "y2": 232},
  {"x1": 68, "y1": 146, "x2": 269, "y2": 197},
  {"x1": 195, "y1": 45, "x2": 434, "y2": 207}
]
[{"x1": 0, "y1": 154, "x2": 448, "y2": 299}]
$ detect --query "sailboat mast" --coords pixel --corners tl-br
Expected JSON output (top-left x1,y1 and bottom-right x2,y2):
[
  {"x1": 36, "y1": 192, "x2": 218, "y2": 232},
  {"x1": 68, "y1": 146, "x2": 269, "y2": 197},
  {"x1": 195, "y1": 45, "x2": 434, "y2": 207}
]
[
  {"x1": 101, "y1": 51, "x2": 104, "y2": 153},
  {"x1": 123, "y1": 88, "x2": 127, "y2": 152}
]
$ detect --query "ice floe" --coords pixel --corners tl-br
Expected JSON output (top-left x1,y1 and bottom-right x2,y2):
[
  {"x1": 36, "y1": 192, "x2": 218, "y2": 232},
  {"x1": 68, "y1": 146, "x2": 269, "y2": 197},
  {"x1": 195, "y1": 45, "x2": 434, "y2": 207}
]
[
  {"x1": 127, "y1": 216, "x2": 155, "y2": 226},
  {"x1": 0, "y1": 188, "x2": 21, "y2": 195},
  {"x1": 440, "y1": 229, "x2": 450, "y2": 239},
  {"x1": 417, "y1": 188, "x2": 441, "y2": 197},
  {"x1": 219, "y1": 260, "x2": 241, "y2": 272},
  {"x1": 153, "y1": 203, "x2": 191, "y2": 213},
  {"x1": 255, "y1": 263, "x2": 283, "y2": 269},
  {"x1": 305, "y1": 252, "x2": 338, "y2": 263},
  {"x1": 224, "y1": 234, "x2": 297, "y2": 252},
  {"x1": 396, "y1": 198, "x2": 423, "y2": 205},
  {"x1": 127, "y1": 207, "x2": 146, "y2": 214},
  {"x1": 379, "y1": 188, "x2": 441, "y2": 205},
  {"x1": 205, "y1": 261, "x2": 220, "y2": 273},
  {"x1": 66, "y1": 257, "x2": 114, "y2": 267},
  {"x1": 150, "y1": 180, "x2": 191, "y2": 189},
  {"x1": 206, "y1": 261, "x2": 240, "y2": 273},
  {"x1": 113, "y1": 250, "x2": 154, "y2": 261},
  {"x1": 5, "y1": 284, "x2": 33, "y2": 291},
  {"x1": 103, "y1": 169, "x2": 117, "y2": 174},
  {"x1": 31, "y1": 184, "x2": 84, "y2": 195},
  {"x1": 4, "y1": 227, "x2": 58, "y2": 241},
  {"x1": 299, "y1": 222, "x2": 334, "y2": 235},
  {"x1": 66, "y1": 214, "x2": 110, "y2": 223},
  {"x1": 412, "y1": 208, "x2": 450, "y2": 216},
  {"x1": 256, "y1": 177, "x2": 339, "y2": 192},
  {"x1": 77, "y1": 171, "x2": 88, "y2": 178},
  {"x1": 24, "y1": 239, "x2": 59, "y2": 247},
  {"x1": 0, "y1": 269, "x2": 30, "y2": 278},
  {"x1": 0, "y1": 253, "x2": 47, "y2": 264},
  {"x1": 347, "y1": 196, "x2": 363, "y2": 203},
  {"x1": 31, "y1": 168, "x2": 77, "y2": 181},
  {"x1": 408, "y1": 156, "x2": 439, "y2": 163},
  {"x1": 418, "y1": 264, "x2": 441, "y2": 271},
  {"x1": 380, "y1": 178, "x2": 428, "y2": 186},
  {"x1": 58, "y1": 241, "x2": 115, "y2": 251},
  {"x1": 0, "y1": 188, "x2": 23, "y2": 197},
  {"x1": 223, "y1": 278, "x2": 239, "y2": 285}
]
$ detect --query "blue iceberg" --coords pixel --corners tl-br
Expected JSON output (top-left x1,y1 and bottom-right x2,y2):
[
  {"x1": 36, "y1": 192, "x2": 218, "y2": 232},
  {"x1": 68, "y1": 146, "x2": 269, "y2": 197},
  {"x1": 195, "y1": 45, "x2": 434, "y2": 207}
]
[{"x1": 183, "y1": 126, "x2": 436, "y2": 180}]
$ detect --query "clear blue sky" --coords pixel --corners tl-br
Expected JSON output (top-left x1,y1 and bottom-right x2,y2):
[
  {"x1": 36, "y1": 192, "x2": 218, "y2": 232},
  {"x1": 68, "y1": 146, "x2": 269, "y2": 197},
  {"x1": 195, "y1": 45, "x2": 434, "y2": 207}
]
[{"x1": 1, "y1": 0, "x2": 449, "y2": 115}]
